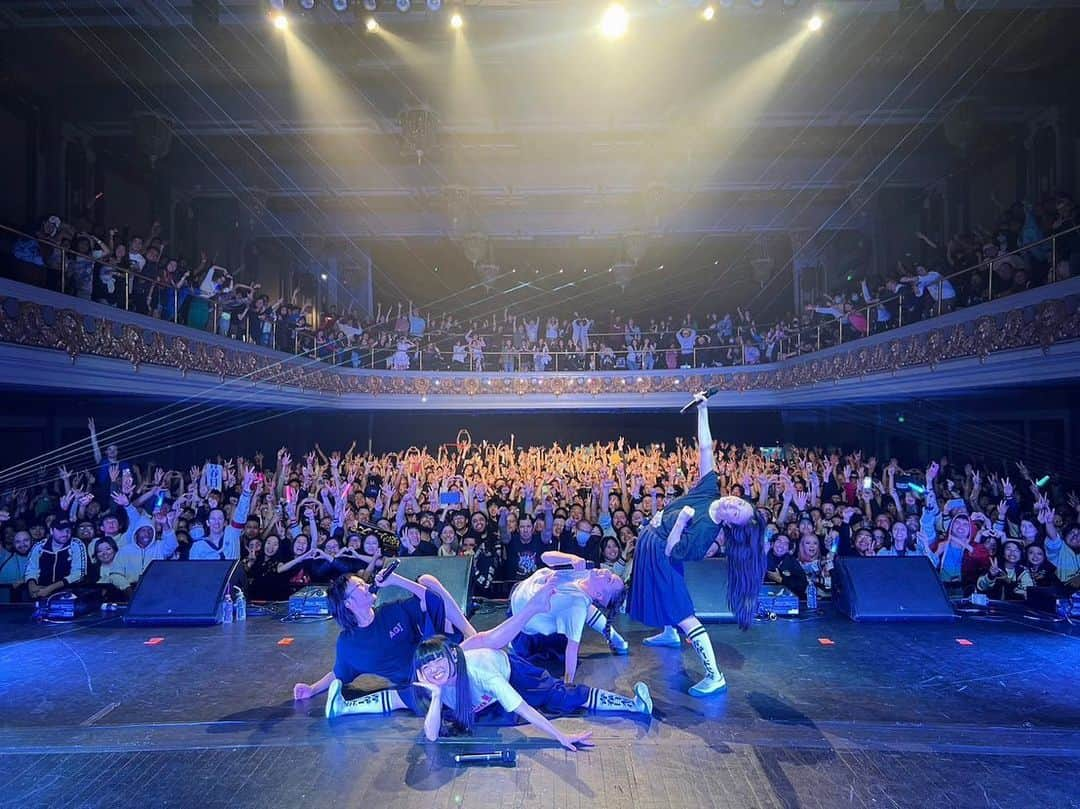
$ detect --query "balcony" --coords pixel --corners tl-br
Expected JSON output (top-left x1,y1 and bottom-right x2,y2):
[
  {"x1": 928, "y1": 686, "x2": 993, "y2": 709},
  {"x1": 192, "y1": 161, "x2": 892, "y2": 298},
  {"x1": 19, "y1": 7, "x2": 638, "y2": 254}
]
[{"x1": 2, "y1": 225, "x2": 1079, "y2": 411}]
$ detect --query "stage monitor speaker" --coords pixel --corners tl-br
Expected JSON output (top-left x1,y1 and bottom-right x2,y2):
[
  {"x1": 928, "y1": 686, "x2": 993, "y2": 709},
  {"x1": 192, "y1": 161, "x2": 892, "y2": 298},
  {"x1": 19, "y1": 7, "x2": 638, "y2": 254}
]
[
  {"x1": 123, "y1": 559, "x2": 238, "y2": 626},
  {"x1": 833, "y1": 556, "x2": 955, "y2": 622},
  {"x1": 375, "y1": 556, "x2": 473, "y2": 614},
  {"x1": 683, "y1": 559, "x2": 734, "y2": 623}
]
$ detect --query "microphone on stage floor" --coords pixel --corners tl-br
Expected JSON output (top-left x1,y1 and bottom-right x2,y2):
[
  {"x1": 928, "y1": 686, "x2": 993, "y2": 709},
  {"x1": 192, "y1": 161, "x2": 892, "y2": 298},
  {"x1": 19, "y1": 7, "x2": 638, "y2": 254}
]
[
  {"x1": 369, "y1": 559, "x2": 400, "y2": 596},
  {"x1": 679, "y1": 387, "x2": 720, "y2": 414},
  {"x1": 453, "y1": 750, "x2": 518, "y2": 767}
]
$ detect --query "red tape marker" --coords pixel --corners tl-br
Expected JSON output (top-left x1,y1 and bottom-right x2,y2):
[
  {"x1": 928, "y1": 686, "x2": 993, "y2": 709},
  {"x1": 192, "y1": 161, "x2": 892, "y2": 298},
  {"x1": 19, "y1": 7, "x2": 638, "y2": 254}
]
[
  {"x1": 277, "y1": 637, "x2": 295, "y2": 646},
  {"x1": 955, "y1": 638, "x2": 974, "y2": 646},
  {"x1": 817, "y1": 638, "x2": 835, "y2": 646},
  {"x1": 144, "y1": 637, "x2": 165, "y2": 646}
]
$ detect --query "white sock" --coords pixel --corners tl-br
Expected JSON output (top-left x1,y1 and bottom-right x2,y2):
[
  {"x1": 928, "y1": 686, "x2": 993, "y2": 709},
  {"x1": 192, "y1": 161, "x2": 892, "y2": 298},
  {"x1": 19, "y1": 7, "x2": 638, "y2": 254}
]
[
  {"x1": 586, "y1": 688, "x2": 638, "y2": 713},
  {"x1": 586, "y1": 606, "x2": 624, "y2": 644},
  {"x1": 687, "y1": 625, "x2": 721, "y2": 680},
  {"x1": 338, "y1": 689, "x2": 399, "y2": 716}
]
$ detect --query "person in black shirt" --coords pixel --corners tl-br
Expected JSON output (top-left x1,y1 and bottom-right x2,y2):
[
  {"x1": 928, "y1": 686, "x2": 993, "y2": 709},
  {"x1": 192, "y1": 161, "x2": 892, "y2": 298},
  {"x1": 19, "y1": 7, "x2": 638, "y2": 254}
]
[
  {"x1": 294, "y1": 568, "x2": 475, "y2": 718},
  {"x1": 499, "y1": 507, "x2": 554, "y2": 582},
  {"x1": 764, "y1": 534, "x2": 809, "y2": 599},
  {"x1": 397, "y1": 524, "x2": 437, "y2": 557},
  {"x1": 558, "y1": 519, "x2": 604, "y2": 568}
]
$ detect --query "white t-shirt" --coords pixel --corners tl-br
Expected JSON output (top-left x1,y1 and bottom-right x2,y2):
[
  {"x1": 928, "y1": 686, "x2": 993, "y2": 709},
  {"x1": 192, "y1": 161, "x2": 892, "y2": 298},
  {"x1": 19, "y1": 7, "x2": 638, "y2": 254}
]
[
  {"x1": 442, "y1": 648, "x2": 522, "y2": 716},
  {"x1": 915, "y1": 271, "x2": 956, "y2": 300},
  {"x1": 510, "y1": 569, "x2": 590, "y2": 642}
]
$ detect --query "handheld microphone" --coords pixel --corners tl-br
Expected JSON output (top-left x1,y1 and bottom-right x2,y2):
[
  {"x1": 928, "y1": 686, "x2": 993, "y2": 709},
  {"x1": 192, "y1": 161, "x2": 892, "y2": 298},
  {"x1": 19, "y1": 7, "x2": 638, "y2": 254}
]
[
  {"x1": 679, "y1": 387, "x2": 720, "y2": 414},
  {"x1": 369, "y1": 559, "x2": 400, "y2": 595},
  {"x1": 453, "y1": 750, "x2": 517, "y2": 766}
]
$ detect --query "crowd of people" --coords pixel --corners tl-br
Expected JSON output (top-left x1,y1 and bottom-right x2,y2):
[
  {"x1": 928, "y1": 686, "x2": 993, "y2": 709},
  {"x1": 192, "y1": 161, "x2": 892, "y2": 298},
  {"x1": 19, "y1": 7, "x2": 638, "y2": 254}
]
[
  {"x1": 3, "y1": 190, "x2": 1076, "y2": 375},
  {"x1": 802, "y1": 192, "x2": 1078, "y2": 347},
  {"x1": 2, "y1": 417, "x2": 1077, "y2": 612}
]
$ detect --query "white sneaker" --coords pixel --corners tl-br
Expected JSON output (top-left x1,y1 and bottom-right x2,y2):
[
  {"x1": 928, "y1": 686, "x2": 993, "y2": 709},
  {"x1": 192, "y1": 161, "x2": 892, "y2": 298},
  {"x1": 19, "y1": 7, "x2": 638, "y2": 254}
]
[
  {"x1": 634, "y1": 681, "x2": 653, "y2": 715},
  {"x1": 609, "y1": 633, "x2": 630, "y2": 655},
  {"x1": 325, "y1": 678, "x2": 344, "y2": 719},
  {"x1": 689, "y1": 673, "x2": 727, "y2": 697},
  {"x1": 642, "y1": 627, "x2": 681, "y2": 647}
]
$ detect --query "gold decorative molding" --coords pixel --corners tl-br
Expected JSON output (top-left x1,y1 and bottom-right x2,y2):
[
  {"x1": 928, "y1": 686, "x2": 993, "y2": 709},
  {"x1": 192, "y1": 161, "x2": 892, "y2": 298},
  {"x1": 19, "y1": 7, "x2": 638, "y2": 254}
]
[{"x1": 0, "y1": 294, "x2": 1078, "y2": 397}]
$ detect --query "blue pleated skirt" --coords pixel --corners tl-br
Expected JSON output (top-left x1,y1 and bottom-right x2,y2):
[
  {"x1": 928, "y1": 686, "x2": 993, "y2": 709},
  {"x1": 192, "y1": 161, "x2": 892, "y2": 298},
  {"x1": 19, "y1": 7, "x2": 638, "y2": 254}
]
[{"x1": 627, "y1": 525, "x2": 696, "y2": 627}]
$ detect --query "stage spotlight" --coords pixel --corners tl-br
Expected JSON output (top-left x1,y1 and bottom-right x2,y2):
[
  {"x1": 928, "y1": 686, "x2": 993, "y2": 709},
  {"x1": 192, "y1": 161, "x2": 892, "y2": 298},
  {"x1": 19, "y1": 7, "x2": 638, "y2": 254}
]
[
  {"x1": 366, "y1": 15, "x2": 379, "y2": 30},
  {"x1": 396, "y1": 0, "x2": 410, "y2": 11},
  {"x1": 601, "y1": 3, "x2": 628, "y2": 39},
  {"x1": 332, "y1": 0, "x2": 348, "y2": 11},
  {"x1": 808, "y1": 14, "x2": 823, "y2": 30},
  {"x1": 272, "y1": 12, "x2": 289, "y2": 29},
  {"x1": 450, "y1": 10, "x2": 463, "y2": 27},
  {"x1": 427, "y1": 0, "x2": 442, "y2": 9},
  {"x1": 702, "y1": 5, "x2": 715, "y2": 20},
  {"x1": 299, "y1": 0, "x2": 316, "y2": 10}
]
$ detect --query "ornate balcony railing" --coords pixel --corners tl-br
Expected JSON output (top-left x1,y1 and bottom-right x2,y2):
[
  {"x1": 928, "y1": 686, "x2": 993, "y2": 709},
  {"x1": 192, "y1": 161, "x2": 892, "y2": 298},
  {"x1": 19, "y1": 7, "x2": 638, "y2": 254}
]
[
  {"x1": 1, "y1": 272, "x2": 1079, "y2": 410},
  {"x1": 3, "y1": 221, "x2": 1078, "y2": 376}
]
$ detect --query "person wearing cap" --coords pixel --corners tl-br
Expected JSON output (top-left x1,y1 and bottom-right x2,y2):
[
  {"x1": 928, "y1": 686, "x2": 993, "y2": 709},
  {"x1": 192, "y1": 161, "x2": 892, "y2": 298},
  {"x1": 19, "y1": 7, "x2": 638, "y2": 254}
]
[{"x1": 24, "y1": 518, "x2": 87, "y2": 600}]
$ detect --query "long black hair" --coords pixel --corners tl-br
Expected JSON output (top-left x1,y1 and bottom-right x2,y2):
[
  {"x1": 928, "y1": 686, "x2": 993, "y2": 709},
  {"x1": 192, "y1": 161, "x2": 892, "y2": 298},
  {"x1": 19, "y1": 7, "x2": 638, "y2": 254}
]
[
  {"x1": 413, "y1": 636, "x2": 474, "y2": 734},
  {"x1": 725, "y1": 510, "x2": 768, "y2": 631}
]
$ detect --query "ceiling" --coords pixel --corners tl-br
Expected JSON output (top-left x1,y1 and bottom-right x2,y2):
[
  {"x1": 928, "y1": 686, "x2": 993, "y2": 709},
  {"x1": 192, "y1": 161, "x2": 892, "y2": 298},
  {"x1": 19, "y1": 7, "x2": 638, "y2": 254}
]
[{"x1": 1, "y1": 0, "x2": 1076, "y2": 315}]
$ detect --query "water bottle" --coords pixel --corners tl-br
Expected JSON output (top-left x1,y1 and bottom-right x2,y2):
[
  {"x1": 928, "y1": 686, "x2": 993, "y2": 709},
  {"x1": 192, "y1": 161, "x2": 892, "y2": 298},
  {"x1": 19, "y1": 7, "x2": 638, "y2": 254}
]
[
  {"x1": 806, "y1": 577, "x2": 818, "y2": 612},
  {"x1": 221, "y1": 592, "x2": 234, "y2": 624},
  {"x1": 235, "y1": 589, "x2": 247, "y2": 622}
]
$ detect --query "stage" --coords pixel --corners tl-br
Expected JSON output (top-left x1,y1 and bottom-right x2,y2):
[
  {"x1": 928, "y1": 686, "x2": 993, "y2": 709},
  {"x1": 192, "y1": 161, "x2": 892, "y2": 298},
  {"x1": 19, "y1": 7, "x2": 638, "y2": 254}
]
[{"x1": 1, "y1": 605, "x2": 1078, "y2": 809}]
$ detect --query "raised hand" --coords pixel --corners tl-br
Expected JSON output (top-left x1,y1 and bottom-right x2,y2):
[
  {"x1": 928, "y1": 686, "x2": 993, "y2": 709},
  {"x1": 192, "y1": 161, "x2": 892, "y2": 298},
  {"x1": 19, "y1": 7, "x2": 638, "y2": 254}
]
[
  {"x1": 111, "y1": 491, "x2": 130, "y2": 507},
  {"x1": 1001, "y1": 477, "x2": 1014, "y2": 498},
  {"x1": 1015, "y1": 460, "x2": 1031, "y2": 481},
  {"x1": 1067, "y1": 491, "x2": 1080, "y2": 513},
  {"x1": 926, "y1": 461, "x2": 939, "y2": 482},
  {"x1": 793, "y1": 490, "x2": 809, "y2": 511}
]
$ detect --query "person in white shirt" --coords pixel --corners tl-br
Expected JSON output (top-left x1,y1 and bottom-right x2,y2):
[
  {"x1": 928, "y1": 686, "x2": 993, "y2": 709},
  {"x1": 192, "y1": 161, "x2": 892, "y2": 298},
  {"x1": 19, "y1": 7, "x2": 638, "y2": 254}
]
[
  {"x1": 508, "y1": 555, "x2": 628, "y2": 684},
  {"x1": 413, "y1": 617, "x2": 652, "y2": 751},
  {"x1": 108, "y1": 493, "x2": 179, "y2": 587},
  {"x1": 902, "y1": 264, "x2": 956, "y2": 312},
  {"x1": 189, "y1": 467, "x2": 255, "y2": 560}
]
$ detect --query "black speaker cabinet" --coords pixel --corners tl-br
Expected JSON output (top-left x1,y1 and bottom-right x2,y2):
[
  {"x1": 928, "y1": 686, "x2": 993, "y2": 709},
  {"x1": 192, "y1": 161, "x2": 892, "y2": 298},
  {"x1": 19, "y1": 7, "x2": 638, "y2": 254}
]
[
  {"x1": 123, "y1": 559, "x2": 238, "y2": 626},
  {"x1": 833, "y1": 556, "x2": 956, "y2": 622}
]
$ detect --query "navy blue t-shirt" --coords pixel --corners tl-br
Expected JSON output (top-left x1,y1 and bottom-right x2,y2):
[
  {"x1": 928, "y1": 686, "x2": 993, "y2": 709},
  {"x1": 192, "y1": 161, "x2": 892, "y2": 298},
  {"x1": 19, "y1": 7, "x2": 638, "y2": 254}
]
[{"x1": 333, "y1": 590, "x2": 445, "y2": 686}]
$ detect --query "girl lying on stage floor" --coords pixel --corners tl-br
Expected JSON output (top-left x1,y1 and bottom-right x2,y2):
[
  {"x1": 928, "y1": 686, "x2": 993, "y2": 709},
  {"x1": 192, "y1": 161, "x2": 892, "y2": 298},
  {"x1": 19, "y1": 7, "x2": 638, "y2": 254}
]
[
  {"x1": 325, "y1": 582, "x2": 652, "y2": 750},
  {"x1": 507, "y1": 554, "x2": 629, "y2": 684}
]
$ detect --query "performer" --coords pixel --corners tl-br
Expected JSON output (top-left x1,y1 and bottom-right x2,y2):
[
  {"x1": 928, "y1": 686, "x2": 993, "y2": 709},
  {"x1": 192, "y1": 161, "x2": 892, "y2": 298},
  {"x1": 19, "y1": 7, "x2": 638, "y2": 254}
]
[
  {"x1": 627, "y1": 395, "x2": 766, "y2": 696},
  {"x1": 413, "y1": 633, "x2": 652, "y2": 752},
  {"x1": 292, "y1": 567, "x2": 474, "y2": 718},
  {"x1": 508, "y1": 554, "x2": 629, "y2": 684}
]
